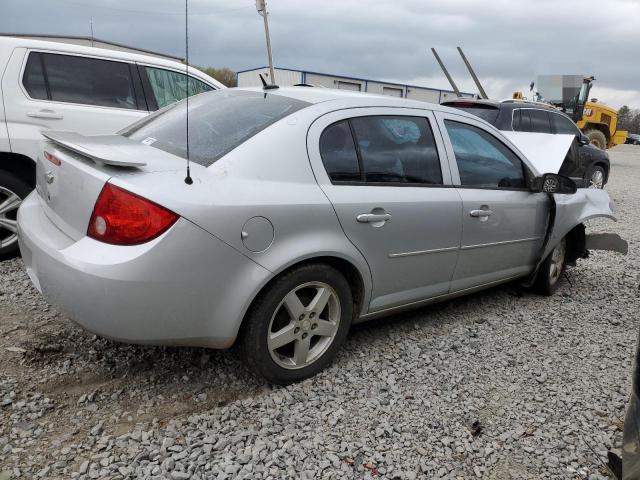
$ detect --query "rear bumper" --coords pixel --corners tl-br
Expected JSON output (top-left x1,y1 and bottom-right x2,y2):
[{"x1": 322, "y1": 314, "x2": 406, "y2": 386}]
[{"x1": 17, "y1": 192, "x2": 271, "y2": 348}]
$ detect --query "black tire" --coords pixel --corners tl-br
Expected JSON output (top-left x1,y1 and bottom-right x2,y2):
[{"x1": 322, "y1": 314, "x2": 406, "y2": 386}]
[
  {"x1": 584, "y1": 129, "x2": 607, "y2": 150},
  {"x1": 533, "y1": 237, "x2": 567, "y2": 296},
  {"x1": 585, "y1": 164, "x2": 606, "y2": 189},
  {"x1": 0, "y1": 170, "x2": 32, "y2": 260},
  {"x1": 239, "y1": 263, "x2": 353, "y2": 385}
]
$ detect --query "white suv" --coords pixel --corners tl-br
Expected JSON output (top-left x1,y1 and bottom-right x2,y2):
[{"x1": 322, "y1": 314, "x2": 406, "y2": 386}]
[{"x1": 0, "y1": 35, "x2": 225, "y2": 257}]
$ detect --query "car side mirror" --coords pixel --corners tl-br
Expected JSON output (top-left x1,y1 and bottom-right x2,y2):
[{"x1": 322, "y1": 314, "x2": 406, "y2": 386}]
[
  {"x1": 533, "y1": 173, "x2": 577, "y2": 194},
  {"x1": 578, "y1": 133, "x2": 590, "y2": 146}
]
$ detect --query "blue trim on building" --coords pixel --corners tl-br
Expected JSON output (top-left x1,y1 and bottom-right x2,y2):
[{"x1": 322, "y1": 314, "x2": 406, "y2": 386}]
[{"x1": 236, "y1": 66, "x2": 474, "y2": 97}]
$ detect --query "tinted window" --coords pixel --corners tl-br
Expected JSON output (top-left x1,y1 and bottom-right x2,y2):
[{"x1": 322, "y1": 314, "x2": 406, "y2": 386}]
[
  {"x1": 123, "y1": 90, "x2": 310, "y2": 167},
  {"x1": 513, "y1": 109, "x2": 532, "y2": 132},
  {"x1": 144, "y1": 67, "x2": 213, "y2": 109},
  {"x1": 550, "y1": 112, "x2": 579, "y2": 135},
  {"x1": 445, "y1": 120, "x2": 525, "y2": 189},
  {"x1": 319, "y1": 121, "x2": 360, "y2": 182},
  {"x1": 529, "y1": 109, "x2": 552, "y2": 133},
  {"x1": 448, "y1": 105, "x2": 500, "y2": 125},
  {"x1": 42, "y1": 53, "x2": 137, "y2": 109},
  {"x1": 22, "y1": 52, "x2": 47, "y2": 100},
  {"x1": 350, "y1": 116, "x2": 442, "y2": 184}
]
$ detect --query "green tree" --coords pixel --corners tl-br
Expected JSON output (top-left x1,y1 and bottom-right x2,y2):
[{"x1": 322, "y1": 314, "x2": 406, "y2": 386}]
[
  {"x1": 617, "y1": 105, "x2": 631, "y2": 131},
  {"x1": 199, "y1": 67, "x2": 237, "y2": 87}
]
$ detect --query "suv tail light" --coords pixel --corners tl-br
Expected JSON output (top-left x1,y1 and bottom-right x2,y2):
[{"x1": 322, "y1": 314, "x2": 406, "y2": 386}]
[{"x1": 88, "y1": 183, "x2": 178, "y2": 245}]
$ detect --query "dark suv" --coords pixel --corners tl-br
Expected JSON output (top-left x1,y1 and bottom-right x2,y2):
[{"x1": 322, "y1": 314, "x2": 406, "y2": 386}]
[{"x1": 442, "y1": 99, "x2": 610, "y2": 189}]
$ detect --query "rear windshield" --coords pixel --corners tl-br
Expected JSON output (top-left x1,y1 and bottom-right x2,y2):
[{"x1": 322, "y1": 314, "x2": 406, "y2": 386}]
[
  {"x1": 447, "y1": 105, "x2": 500, "y2": 126},
  {"x1": 121, "y1": 90, "x2": 310, "y2": 166}
]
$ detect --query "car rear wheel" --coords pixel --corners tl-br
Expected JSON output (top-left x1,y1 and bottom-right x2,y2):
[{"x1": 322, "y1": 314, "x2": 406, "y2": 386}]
[
  {"x1": 534, "y1": 237, "x2": 566, "y2": 296},
  {"x1": 585, "y1": 129, "x2": 607, "y2": 150},
  {"x1": 0, "y1": 171, "x2": 31, "y2": 260},
  {"x1": 587, "y1": 165, "x2": 606, "y2": 189},
  {"x1": 240, "y1": 263, "x2": 353, "y2": 385}
]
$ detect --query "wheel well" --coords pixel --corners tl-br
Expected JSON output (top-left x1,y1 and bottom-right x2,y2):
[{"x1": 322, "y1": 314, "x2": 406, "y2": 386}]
[
  {"x1": 241, "y1": 256, "x2": 366, "y2": 335},
  {"x1": 565, "y1": 224, "x2": 586, "y2": 266},
  {"x1": 0, "y1": 152, "x2": 36, "y2": 188}
]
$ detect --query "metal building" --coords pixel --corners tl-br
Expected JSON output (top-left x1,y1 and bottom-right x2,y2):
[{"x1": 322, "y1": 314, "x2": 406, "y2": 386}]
[{"x1": 237, "y1": 66, "x2": 474, "y2": 103}]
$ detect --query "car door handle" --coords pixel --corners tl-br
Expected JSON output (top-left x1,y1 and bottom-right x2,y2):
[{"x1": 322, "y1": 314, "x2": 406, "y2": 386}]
[
  {"x1": 357, "y1": 213, "x2": 392, "y2": 223},
  {"x1": 469, "y1": 209, "x2": 493, "y2": 217},
  {"x1": 27, "y1": 109, "x2": 63, "y2": 120}
]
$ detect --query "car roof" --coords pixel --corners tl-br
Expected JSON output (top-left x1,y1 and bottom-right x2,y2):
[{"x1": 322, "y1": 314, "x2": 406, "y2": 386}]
[
  {"x1": 0, "y1": 35, "x2": 225, "y2": 89},
  {"x1": 443, "y1": 97, "x2": 564, "y2": 113}
]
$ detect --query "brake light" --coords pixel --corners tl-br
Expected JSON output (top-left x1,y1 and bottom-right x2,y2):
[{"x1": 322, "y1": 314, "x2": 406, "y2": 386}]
[
  {"x1": 44, "y1": 151, "x2": 61, "y2": 166},
  {"x1": 87, "y1": 183, "x2": 178, "y2": 245}
]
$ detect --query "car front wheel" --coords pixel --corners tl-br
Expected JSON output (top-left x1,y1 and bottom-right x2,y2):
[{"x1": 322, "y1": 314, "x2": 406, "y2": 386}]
[
  {"x1": 240, "y1": 263, "x2": 353, "y2": 385},
  {"x1": 534, "y1": 237, "x2": 567, "y2": 296},
  {"x1": 587, "y1": 165, "x2": 606, "y2": 189}
]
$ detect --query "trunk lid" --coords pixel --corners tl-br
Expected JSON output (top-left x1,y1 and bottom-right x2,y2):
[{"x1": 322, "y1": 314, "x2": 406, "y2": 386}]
[{"x1": 36, "y1": 131, "x2": 184, "y2": 240}]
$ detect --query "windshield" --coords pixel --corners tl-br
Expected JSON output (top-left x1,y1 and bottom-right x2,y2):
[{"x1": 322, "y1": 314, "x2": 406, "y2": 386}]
[
  {"x1": 122, "y1": 90, "x2": 310, "y2": 166},
  {"x1": 447, "y1": 105, "x2": 500, "y2": 126}
]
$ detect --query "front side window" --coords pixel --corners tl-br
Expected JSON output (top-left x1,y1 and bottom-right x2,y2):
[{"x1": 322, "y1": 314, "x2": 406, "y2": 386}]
[
  {"x1": 144, "y1": 67, "x2": 213, "y2": 110},
  {"x1": 351, "y1": 116, "x2": 442, "y2": 184},
  {"x1": 40, "y1": 53, "x2": 138, "y2": 109},
  {"x1": 123, "y1": 90, "x2": 310, "y2": 167},
  {"x1": 445, "y1": 120, "x2": 526, "y2": 189},
  {"x1": 550, "y1": 112, "x2": 580, "y2": 135}
]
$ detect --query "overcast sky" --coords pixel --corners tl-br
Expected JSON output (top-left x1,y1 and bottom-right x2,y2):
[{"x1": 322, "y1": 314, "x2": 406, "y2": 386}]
[{"x1": 3, "y1": 0, "x2": 640, "y2": 108}]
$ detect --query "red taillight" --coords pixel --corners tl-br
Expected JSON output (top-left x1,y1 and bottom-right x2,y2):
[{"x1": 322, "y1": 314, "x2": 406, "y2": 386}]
[
  {"x1": 44, "y1": 151, "x2": 61, "y2": 166},
  {"x1": 87, "y1": 183, "x2": 178, "y2": 245}
]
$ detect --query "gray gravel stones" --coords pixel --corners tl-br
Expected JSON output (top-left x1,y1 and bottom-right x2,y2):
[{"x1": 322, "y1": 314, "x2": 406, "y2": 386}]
[{"x1": 1, "y1": 146, "x2": 639, "y2": 479}]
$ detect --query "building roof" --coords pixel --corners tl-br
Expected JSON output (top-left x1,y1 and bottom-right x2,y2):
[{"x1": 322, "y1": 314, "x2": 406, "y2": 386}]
[
  {"x1": 0, "y1": 33, "x2": 184, "y2": 62},
  {"x1": 236, "y1": 65, "x2": 474, "y2": 97}
]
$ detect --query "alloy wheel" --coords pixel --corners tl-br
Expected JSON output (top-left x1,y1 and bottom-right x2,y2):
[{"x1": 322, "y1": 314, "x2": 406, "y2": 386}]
[
  {"x1": 0, "y1": 186, "x2": 22, "y2": 249},
  {"x1": 589, "y1": 170, "x2": 605, "y2": 189},
  {"x1": 548, "y1": 239, "x2": 566, "y2": 286},
  {"x1": 267, "y1": 281, "x2": 341, "y2": 369}
]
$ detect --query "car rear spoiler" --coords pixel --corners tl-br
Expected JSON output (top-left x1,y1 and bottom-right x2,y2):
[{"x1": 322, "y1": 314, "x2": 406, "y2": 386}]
[{"x1": 41, "y1": 131, "x2": 148, "y2": 168}]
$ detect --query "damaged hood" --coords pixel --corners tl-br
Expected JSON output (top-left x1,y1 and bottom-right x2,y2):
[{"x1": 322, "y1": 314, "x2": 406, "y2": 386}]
[{"x1": 502, "y1": 132, "x2": 575, "y2": 175}]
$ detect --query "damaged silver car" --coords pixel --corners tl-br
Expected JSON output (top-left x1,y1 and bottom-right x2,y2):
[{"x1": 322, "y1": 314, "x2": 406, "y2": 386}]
[{"x1": 17, "y1": 87, "x2": 623, "y2": 384}]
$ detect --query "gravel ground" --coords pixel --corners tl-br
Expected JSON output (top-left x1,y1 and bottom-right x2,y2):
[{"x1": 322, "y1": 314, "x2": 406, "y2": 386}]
[{"x1": 1, "y1": 146, "x2": 639, "y2": 480}]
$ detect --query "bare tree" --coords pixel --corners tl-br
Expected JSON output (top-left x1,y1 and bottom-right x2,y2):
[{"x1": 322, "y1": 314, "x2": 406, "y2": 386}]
[{"x1": 199, "y1": 67, "x2": 237, "y2": 87}]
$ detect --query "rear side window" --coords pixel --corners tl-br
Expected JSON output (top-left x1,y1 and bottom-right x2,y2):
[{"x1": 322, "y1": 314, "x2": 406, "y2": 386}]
[
  {"x1": 445, "y1": 120, "x2": 525, "y2": 189},
  {"x1": 550, "y1": 112, "x2": 580, "y2": 135},
  {"x1": 513, "y1": 109, "x2": 532, "y2": 132},
  {"x1": 143, "y1": 67, "x2": 213, "y2": 110},
  {"x1": 123, "y1": 90, "x2": 310, "y2": 167},
  {"x1": 351, "y1": 116, "x2": 442, "y2": 184},
  {"x1": 23, "y1": 52, "x2": 140, "y2": 110},
  {"x1": 22, "y1": 52, "x2": 48, "y2": 100},
  {"x1": 529, "y1": 109, "x2": 552, "y2": 133},
  {"x1": 319, "y1": 121, "x2": 360, "y2": 182}
]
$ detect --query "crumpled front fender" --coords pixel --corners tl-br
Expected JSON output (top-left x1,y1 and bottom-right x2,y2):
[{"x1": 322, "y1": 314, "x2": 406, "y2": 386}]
[{"x1": 542, "y1": 188, "x2": 617, "y2": 262}]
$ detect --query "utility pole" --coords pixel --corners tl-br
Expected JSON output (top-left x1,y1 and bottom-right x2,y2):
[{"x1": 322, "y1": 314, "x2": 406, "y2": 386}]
[
  {"x1": 457, "y1": 47, "x2": 488, "y2": 99},
  {"x1": 430, "y1": 48, "x2": 461, "y2": 98},
  {"x1": 256, "y1": 0, "x2": 275, "y2": 85}
]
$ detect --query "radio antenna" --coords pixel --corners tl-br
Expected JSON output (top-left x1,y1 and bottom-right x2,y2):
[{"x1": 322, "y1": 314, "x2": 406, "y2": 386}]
[{"x1": 184, "y1": 0, "x2": 193, "y2": 185}]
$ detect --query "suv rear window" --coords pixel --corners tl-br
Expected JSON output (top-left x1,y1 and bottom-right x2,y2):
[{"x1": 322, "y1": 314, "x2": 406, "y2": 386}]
[
  {"x1": 122, "y1": 90, "x2": 310, "y2": 166},
  {"x1": 445, "y1": 103, "x2": 500, "y2": 126}
]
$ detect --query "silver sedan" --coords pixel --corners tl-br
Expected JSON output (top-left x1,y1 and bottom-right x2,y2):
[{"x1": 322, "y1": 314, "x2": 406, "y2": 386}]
[{"x1": 17, "y1": 87, "x2": 616, "y2": 384}]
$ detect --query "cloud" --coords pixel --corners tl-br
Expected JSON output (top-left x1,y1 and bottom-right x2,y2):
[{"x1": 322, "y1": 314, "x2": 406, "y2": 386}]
[{"x1": 2, "y1": 0, "x2": 639, "y2": 108}]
